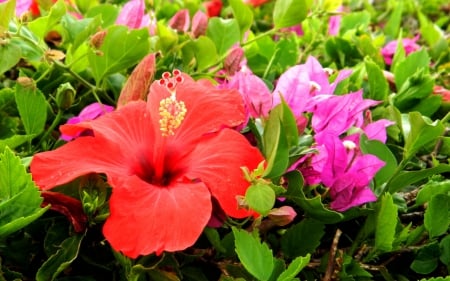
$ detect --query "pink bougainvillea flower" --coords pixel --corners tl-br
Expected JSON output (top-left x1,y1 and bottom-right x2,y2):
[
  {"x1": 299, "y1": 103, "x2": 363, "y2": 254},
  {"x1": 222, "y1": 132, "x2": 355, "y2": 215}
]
[
  {"x1": 308, "y1": 90, "x2": 379, "y2": 135},
  {"x1": 272, "y1": 56, "x2": 351, "y2": 117},
  {"x1": 225, "y1": 66, "x2": 272, "y2": 119},
  {"x1": 316, "y1": 133, "x2": 384, "y2": 211},
  {"x1": 60, "y1": 102, "x2": 114, "y2": 141},
  {"x1": 169, "y1": 9, "x2": 190, "y2": 33},
  {"x1": 381, "y1": 35, "x2": 421, "y2": 65},
  {"x1": 0, "y1": 0, "x2": 33, "y2": 17},
  {"x1": 191, "y1": 10, "x2": 208, "y2": 38},
  {"x1": 115, "y1": 0, "x2": 148, "y2": 29},
  {"x1": 268, "y1": 206, "x2": 297, "y2": 226},
  {"x1": 31, "y1": 71, "x2": 264, "y2": 258}
]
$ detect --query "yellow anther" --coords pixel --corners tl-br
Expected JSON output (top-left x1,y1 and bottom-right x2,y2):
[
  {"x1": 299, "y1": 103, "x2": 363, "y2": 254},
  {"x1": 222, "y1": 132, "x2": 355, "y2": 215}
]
[{"x1": 159, "y1": 94, "x2": 187, "y2": 136}]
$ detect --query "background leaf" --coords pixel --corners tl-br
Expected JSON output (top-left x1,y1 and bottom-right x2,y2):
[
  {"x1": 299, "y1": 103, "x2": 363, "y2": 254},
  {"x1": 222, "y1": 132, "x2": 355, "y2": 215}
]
[
  {"x1": 424, "y1": 194, "x2": 450, "y2": 238},
  {"x1": 233, "y1": 228, "x2": 274, "y2": 281},
  {"x1": 273, "y1": 0, "x2": 309, "y2": 29},
  {"x1": 374, "y1": 193, "x2": 398, "y2": 252},
  {"x1": 15, "y1": 81, "x2": 48, "y2": 136},
  {"x1": 206, "y1": 18, "x2": 240, "y2": 56}
]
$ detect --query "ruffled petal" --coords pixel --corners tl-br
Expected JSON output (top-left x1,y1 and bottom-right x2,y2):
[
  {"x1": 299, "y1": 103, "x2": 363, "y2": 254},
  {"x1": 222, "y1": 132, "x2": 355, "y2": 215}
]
[
  {"x1": 183, "y1": 129, "x2": 264, "y2": 218},
  {"x1": 103, "y1": 176, "x2": 212, "y2": 258},
  {"x1": 32, "y1": 101, "x2": 158, "y2": 190}
]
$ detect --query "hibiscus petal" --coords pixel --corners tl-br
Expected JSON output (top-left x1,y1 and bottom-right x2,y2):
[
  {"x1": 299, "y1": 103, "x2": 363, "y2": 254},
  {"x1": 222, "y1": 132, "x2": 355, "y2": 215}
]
[
  {"x1": 147, "y1": 74, "x2": 246, "y2": 145},
  {"x1": 103, "y1": 176, "x2": 212, "y2": 258},
  {"x1": 183, "y1": 129, "x2": 264, "y2": 218}
]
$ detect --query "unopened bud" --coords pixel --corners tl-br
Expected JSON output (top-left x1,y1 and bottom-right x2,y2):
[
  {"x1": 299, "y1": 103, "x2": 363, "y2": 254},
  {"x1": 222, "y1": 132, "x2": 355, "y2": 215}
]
[
  {"x1": 267, "y1": 206, "x2": 297, "y2": 226},
  {"x1": 90, "y1": 30, "x2": 107, "y2": 49},
  {"x1": 224, "y1": 47, "x2": 244, "y2": 76},
  {"x1": 169, "y1": 9, "x2": 190, "y2": 33},
  {"x1": 17, "y1": 77, "x2": 36, "y2": 90},
  {"x1": 191, "y1": 11, "x2": 208, "y2": 38},
  {"x1": 55, "y1": 83, "x2": 76, "y2": 110}
]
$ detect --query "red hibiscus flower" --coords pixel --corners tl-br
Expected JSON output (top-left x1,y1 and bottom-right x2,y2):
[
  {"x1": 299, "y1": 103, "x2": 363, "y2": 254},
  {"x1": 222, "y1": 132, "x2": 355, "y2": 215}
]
[{"x1": 30, "y1": 71, "x2": 264, "y2": 258}]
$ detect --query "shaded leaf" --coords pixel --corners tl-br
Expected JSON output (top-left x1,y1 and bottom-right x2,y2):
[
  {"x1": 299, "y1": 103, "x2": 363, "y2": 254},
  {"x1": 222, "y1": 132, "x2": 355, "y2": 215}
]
[
  {"x1": 375, "y1": 193, "x2": 398, "y2": 252},
  {"x1": 424, "y1": 194, "x2": 450, "y2": 238}
]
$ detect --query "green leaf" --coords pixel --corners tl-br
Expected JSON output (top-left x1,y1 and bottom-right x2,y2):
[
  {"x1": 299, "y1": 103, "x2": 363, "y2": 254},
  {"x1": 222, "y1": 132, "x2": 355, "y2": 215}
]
[
  {"x1": 61, "y1": 14, "x2": 103, "y2": 53},
  {"x1": 28, "y1": 0, "x2": 67, "y2": 39},
  {"x1": 15, "y1": 80, "x2": 48, "y2": 136},
  {"x1": 206, "y1": 18, "x2": 240, "y2": 56},
  {"x1": 394, "y1": 49, "x2": 430, "y2": 89},
  {"x1": 85, "y1": 4, "x2": 119, "y2": 28},
  {"x1": 0, "y1": 147, "x2": 47, "y2": 238},
  {"x1": 416, "y1": 180, "x2": 450, "y2": 207},
  {"x1": 364, "y1": 56, "x2": 388, "y2": 101},
  {"x1": 88, "y1": 25, "x2": 150, "y2": 83},
  {"x1": 383, "y1": 1, "x2": 403, "y2": 38},
  {"x1": 374, "y1": 193, "x2": 398, "y2": 252},
  {"x1": 410, "y1": 242, "x2": 440, "y2": 275},
  {"x1": 232, "y1": 227, "x2": 274, "y2": 281},
  {"x1": 424, "y1": 194, "x2": 450, "y2": 238},
  {"x1": 281, "y1": 219, "x2": 324, "y2": 258},
  {"x1": 0, "y1": 135, "x2": 36, "y2": 152},
  {"x1": 36, "y1": 234, "x2": 84, "y2": 281},
  {"x1": 0, "y1": 0, "x2": 15, "y2": 34},
  {"x1": 0, "y1": 39, "x2": 22, "y2": 75},
  {"x1": 284, "y1": 171, "x2": 343, "y2": 223},
  {"x1": 192, "y1": 36, "x2": 218, "y2": 71},
  {"x1": 276, "y1": 254, "x2": 311, "y2": 281},
  {"x1": 394, "y1": 69, "x2": 434, "y2": 112},
  {"x1": 339, "y1": 11, "x2": 371, "y2": 34},
  {"x1": 229, "y1": 0, "x2": 253, "y2": 39},
  {"x1": 245, "y1": 182, "x2": 276, "y2": 216},
  {"x1": 262, "y1": 101, "x2": 297, "y2": 179},
  {"x1": 388, "y1": 164, "x2": 450, "y2": 193},
  {"x1": 273, "y1": 0, "x2": 308, "y2": 29},
  {"x1": 403, "y1": 112, "x2": 445, "y2": 161},
  {"x1": 439, "y1": 235, "x2": 450, "y2": 268}
]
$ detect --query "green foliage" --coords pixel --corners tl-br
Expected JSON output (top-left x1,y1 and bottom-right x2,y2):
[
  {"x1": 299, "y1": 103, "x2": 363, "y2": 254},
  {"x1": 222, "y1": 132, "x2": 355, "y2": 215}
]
[
  {"x1": 0, "y1": 147, "x2": 47, "y2": 238},
  {"x1": 374, "y1": 193, "x2": 398, "y2": 252},
  {"x1": 273, "y1": 0, "x2": 309, "y2": 29},
  {"x1": 281, "y1": 219, "x2": 325, "y2": 258},
  {"x1": 233, "y1": 228, "x2": 274, "y2": 281},
  {"x1": 206, "y1": 18, "x2": 240, "y2": 56}
]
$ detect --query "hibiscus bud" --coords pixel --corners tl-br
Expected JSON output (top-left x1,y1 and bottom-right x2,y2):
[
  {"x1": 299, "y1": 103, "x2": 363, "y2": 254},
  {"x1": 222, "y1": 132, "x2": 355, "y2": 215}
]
[
  {"x1": 224, "y1": 47, "x2": 244, "y2": 76},
  {"x1": 169, "y1": 9, "x2": 190, "y2": 33},
  {"x1": 17, "y1": 76, "x2": 35, "y2": 90},
  {"x1": 90, "y1": 29, "x2": 107, "y2": 49},
  {"x1": 56, "y1": 82, "x2": 76, "y2": 110},
  {"x1": 191, "y1": 11, "x2": 208, "y2": 38},
  {"x1": 204, "y1": 0, "x2": 222, "y2": 17},
  {"x1": 267, "y1": 206, "x2": 297, "y2": 226}
]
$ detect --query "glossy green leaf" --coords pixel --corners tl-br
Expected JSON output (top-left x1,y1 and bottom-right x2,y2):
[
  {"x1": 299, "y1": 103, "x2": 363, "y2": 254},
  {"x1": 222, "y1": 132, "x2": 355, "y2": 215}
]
[
  {"x1": 28, "y1": 0, "x2": 67, "y2": 39},
  {"x1": 85, "y1": 3, "x2": 119, "y2": 28},
  {"x1": 245, "y1": 182, "x2": 276, "y2": 216},
  {"x1": 36, "y1": 234, "x2": 84, "y2": 281},
  {"x1": 0, "y1": 135, "x2": 36, "y2": 152},
  {"x1": 394, "y1": 49, "x2": 430, "y2": 89},
  {"x1": 375, "y1": 193, "x2": 398, "y2": 252},
  {"x1": 394, "y1": 69, "x2": 434, "y2": 111},
  {"x1": 229, "y1": 0, "x2": 253, "y2": 39},
  {"x1": 284, "y1": 171, "x2": 343, "y2": 223},
  {"x1": 424, "y1": 194, "x2": 450, "y2": 238},
  {"x1": 0, "y1": 39, "x2": 22, "y2": 75},
  {"x1": 403, "y1": 112, "x2": 445, "y2": 161},
  {"x1": 281, "y1": 219, "x2": 324, "y2": 258},
  {"x1": 276, "y1": 254, "x2": 311, "y2": 281},
  {"x1": 0, "y1": 147, "x2": 47, "y2": 238},
  {"x1": 15, "y1": 80, "x2": 48, "y2": 136},
  {"x1": 193, "y1": 36, "x2": 218, "y2": 71},
  {"x1": 387, "y1": 164, "x2": 450, "y2": 193},
  {"x1": 206, "y1": 18, "x2": 240, "y2": 56},
  {"x1": 416, "y1": 180, "x2": 450, "y2": 207},
  {"x1": 364, "y1": 56, "x2": 388, "y2": 101},
  {"x1": 439, "y1": 235, "x2": 450, "y2": 268},
  {"x1": 233, "y1": 227, "x2": 274, "y2": 281},
  {"x1": 88, "y1": 25, "x2": 149, "y2": 83},
  {"x1": 61, "y1": 14, "x2": 103, "y2": 53},
  {"x1": 410, "y1": 242, "x2": 440, "y2": 275},
  {"x1": 339, "y1": 11, "x2": 371, "y2": 34},
  {"x1": 0, "y1": 0, "x2": 15, "y2": 34},
  {"x1": 273, "y1": 0, "x2": 308, "y2": 29},
  {"x1": 383, "y1": 1, "x2": 403, "y2": 38}
]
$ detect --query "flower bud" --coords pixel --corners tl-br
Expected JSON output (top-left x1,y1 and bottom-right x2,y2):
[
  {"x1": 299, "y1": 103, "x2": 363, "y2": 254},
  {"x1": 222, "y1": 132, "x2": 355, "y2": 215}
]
[
  {"x1": 55, "y1": 83, "x2": 76, "y2": 110},
  {"x1": 224, "y1": 47, "x2": 244, "y2": 76},
  {"x1": 267, "y1": 206, "x2": 297, "y2": 226},
  {"x1": 90, "y1": 30, "x2": 107, "y2": 49}
]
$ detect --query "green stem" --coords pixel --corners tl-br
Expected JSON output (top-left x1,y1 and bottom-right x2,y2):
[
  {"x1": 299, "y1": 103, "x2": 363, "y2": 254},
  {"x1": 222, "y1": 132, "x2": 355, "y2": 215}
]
[
  {"x1": 37, "y1": 109, "x2": 63, "y2": 150},
  {"x1": 53, "y1": 61, "x2": 97, "y2": 92}
]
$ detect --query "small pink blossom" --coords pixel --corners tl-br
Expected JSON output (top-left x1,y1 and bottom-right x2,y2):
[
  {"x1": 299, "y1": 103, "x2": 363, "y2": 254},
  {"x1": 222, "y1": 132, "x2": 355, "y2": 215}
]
[
  {"x1": 191, "y1": 11, "x2": 208, "y2": 38},
  {"x1": 328, "y1": 6, "x2": 343, "y2": 36},
  {"x1": 169, "y1": 9, "x2": 190, "y2": 33},
  {"x1": 381, "y1": 35, "x2": 421, "y2": 65},
  {"x1": 60, "y1": 102, "x2": 114, "y2": 141}
]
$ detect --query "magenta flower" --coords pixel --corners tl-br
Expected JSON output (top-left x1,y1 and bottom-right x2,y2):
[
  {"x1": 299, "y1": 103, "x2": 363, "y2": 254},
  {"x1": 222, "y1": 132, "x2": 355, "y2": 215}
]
[
  {"x1": 225, "y1": 66, "x2": 272, "y2": 119},
  {"x1": 316, "y1": 133, "x2": 384, "y2": 211},
  {"x1": 381, "y1": 35, "x2": 421, "y2": 65},
  {"x1": 272, "y1": 56, "x2": 351, "y2": 117},
  {"x1": 308, "y1": 90, "x2": 379, "y2": 135},
  {"x1": 0, "y1": 0, "x2": 32, "y2": 17},
  {"x1": 60, "y1": 102, "x2": 114, "y2": 141}
]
